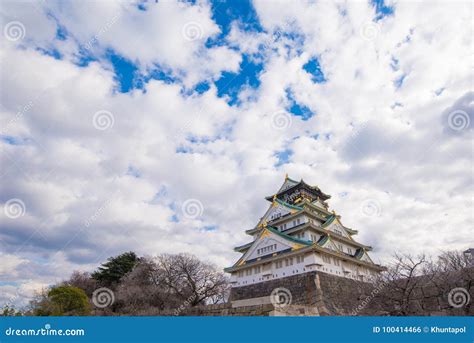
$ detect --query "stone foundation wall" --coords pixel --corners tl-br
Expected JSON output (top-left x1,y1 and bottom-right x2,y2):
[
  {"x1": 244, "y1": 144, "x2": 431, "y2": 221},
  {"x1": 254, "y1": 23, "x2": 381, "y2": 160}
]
[
  {"x1": 229, "y1": 272, "x2": 322, "y2": 306},
  {"x1": 229, "y1": 271, "x2": 372, "y2": 315},
  {"x1": 223, "y1": 270, "x2": 474, "y2": 316}
]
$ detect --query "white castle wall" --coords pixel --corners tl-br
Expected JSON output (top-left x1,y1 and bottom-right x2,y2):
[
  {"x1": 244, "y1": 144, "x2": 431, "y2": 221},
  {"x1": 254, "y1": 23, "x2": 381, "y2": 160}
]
[{"x1": 230, "y1": 252, "x2": 376, "y2": 287}]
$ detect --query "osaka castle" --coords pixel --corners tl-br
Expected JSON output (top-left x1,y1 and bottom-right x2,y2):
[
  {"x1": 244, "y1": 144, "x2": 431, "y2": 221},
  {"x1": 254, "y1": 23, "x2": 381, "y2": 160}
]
[{"x1": 225, "y1": 175, "x2": 384, "y2": 287}]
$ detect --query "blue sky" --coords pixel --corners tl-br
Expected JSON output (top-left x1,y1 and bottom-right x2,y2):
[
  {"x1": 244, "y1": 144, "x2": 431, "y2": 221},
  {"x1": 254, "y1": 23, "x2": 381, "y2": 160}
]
[
  {"x1": 70, "y1": 0, "x2": 388, "y2": 108},
  {"x1": 78, "y1": 0, "x2": 334, "y2": 109},
  {"x1": 0, "y1": 0, "x2": 472, "y2": 307}
]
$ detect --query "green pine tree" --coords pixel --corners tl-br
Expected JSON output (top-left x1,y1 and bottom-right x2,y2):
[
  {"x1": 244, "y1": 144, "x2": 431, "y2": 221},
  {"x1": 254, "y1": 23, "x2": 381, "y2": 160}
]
[{"x1": 91, "y1": 251, "x2": 139, "y2": 285}]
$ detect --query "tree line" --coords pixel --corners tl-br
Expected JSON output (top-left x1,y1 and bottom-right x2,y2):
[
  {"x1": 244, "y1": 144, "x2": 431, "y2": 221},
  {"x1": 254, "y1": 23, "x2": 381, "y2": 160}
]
[
  {"x1": 1, "y1": 249, "x2": 472, "y2": 316},
  {"x1": 2, "y1": 252, "x2": 229, "y2": 316}
]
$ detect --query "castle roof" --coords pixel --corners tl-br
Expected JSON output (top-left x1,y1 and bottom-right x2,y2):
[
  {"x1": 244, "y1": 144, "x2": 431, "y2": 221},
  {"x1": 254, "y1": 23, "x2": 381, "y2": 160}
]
[
  {"x1": 229, "y1": 225, "x2": 312, "y2": 269},
  {"x1": 265, "y1": 175, "x2": 331, "y2": 202},
  {"x1": 226, "y1": 175, "x2": 382, "y2": 275}
]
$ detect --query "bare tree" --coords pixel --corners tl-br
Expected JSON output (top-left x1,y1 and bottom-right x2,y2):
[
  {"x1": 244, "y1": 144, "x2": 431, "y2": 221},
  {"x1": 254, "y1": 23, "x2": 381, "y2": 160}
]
[
  {"x1": 375, "y1": 253, "x2": 430, "y2": 315},
  {"x1": 156, "y1": 253, "x2": 229, "y2": 307},
  {"x1": 115, "y1": 257, "x2": 179, "y2": 314},
  {"x1": 424, "y1": 250, "x2": 474, "y2": 316},
  {"x1": 64, "y1": 271, "x2": 98, "y2": 298},
  {"x1": 114, "y1": 254, "x2": 229, "y2": 314}
]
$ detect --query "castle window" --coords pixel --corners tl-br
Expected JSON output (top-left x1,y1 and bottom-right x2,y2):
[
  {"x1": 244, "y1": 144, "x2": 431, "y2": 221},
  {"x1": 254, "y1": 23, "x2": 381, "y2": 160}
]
[
  {"x1": 347, "y1": 247, "x2": 353, "y2": 254},
  {"x1": 338, "y1": 243, "x2": 343, "y2": 251},
  {"x1": 271, "y1": 212, "x2": 281, "y2": 220},
  {"x1": 322, "y1": 255, "x2": 331, "y2": 264},
  {"x1": 334, "y1": 259, "x2": 340, "y2": 266},
  {"x1": 255, "y1": 266, "x2": 261, "y2": 273},
  {"x1": 275, "y1": 261, "x2": 283, "y2": 269}
]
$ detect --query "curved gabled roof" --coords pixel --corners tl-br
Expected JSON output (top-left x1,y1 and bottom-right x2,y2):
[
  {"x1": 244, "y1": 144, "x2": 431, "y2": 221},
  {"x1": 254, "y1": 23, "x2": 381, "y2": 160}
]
[
  {"x1": 235, "y1": 224, "x2": 311, "y2": 252},
  {"x1": 322, "y1": 214, "x2": 358, "y2": 235},
  {"x1": 234, "y1": 241, "x2": 253, "y2": 252},
  {"x1": 229, "y1": 225, "x2": 312, "y2": 270},
  {"x1": 317, "y1": 234, "x2": 329, "y2": 246},
  {"x1": 266, "y1": 225, "x2": 312, "y2": 246},
  {"x1": 274, "y1": 198, "x2": 303, "y2": 211},
  {"x1": 254, "y1": 197, "x2": 303, "y2": 229},
  {"x1": 265, "y1": 176, "x2": 331, "y2": 201}
]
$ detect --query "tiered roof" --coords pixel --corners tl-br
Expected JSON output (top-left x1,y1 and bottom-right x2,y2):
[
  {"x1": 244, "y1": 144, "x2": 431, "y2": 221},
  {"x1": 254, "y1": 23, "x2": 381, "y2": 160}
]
[
  {"x1": 226, "y1": 175, "x2": 383, "y2": 273},
  {"x1": 265, "y1": 175, "x2": 331, "y2": 202}
]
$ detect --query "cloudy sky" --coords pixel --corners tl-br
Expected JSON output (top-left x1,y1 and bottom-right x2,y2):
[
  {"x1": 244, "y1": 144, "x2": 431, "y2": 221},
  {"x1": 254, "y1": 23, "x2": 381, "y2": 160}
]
[{"x1": 0, "y1": 0, "x2": 472, "y2": 307}]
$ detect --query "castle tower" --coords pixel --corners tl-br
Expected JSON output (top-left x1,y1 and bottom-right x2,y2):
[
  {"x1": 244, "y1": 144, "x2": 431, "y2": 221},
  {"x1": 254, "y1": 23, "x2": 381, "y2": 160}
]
[{"x1": 225, "y1": 175, "x2": 384, "y2": 289}]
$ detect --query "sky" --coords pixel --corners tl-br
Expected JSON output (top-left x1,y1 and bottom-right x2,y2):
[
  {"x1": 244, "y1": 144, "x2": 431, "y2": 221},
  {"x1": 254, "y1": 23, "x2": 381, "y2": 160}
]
[{"x1": 0, "y1": 0, "x2": 472, "y2": 307}]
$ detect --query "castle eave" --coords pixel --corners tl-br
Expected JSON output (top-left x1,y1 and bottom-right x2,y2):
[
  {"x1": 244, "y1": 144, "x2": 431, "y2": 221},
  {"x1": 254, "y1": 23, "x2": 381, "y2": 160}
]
[{"x1": 225, "y1": 244, "x2": 385, "y2": 273}]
